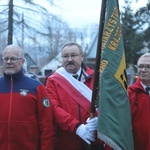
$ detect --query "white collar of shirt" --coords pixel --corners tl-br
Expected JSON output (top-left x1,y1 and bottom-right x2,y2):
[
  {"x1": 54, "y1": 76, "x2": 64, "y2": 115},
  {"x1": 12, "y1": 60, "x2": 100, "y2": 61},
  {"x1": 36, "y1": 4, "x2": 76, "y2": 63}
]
[{"x1": 71, "y1": 68, "x2": 81, "y2": 79}]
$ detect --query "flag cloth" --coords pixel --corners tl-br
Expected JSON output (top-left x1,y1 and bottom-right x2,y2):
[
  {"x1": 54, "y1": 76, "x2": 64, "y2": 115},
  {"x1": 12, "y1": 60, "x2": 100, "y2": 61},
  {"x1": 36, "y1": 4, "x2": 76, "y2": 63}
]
[{"x1": 97, "y1": 0, "x2": 134, "y2": 150}]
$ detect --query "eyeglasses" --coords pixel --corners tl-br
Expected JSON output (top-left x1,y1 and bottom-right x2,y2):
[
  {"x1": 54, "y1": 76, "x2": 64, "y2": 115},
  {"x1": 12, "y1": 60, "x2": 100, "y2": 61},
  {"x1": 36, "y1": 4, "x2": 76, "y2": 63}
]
[
  {"x1": 2, "y1": 57, "x2": 23, "y2": 63},
  {"x1": 137, "y1": 65, "x2": 150, "y2": 71},
  {"x1": 61, "y1": 53, "x2": 82, "y2": 60}
]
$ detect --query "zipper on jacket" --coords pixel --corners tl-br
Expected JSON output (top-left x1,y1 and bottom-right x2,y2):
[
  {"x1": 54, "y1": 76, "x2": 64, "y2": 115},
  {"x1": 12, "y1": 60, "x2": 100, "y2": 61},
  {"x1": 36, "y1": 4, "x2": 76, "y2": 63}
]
[{"x1": 8, "y1": 76, "x2": 13, "y2": 150}]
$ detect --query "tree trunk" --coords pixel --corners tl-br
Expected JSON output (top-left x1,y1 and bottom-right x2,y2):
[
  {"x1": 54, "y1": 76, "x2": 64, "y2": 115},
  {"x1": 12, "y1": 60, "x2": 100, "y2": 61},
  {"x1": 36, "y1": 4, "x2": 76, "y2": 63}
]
[{"x1": 8, "y1": 0, "x2": 13, "y2": 44}]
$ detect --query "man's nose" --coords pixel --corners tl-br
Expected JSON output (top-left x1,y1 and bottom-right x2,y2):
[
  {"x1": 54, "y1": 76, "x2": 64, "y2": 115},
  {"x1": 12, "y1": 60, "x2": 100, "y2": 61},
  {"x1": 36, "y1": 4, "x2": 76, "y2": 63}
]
[
  {"x1": 141, "y1": 67, "x2": 146, "y2": 71},
  {"x1": 68, "y1": 56, "x2": 73, "y2": 61},
  {"x1": 6, "y1": 59, "x2": 11, "y2": 63}
]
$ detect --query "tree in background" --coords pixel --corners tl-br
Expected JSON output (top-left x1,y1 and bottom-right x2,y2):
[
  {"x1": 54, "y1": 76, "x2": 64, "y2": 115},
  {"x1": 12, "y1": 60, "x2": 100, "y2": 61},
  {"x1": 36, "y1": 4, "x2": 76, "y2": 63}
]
[
  {"x1": 121, "y1": 0, "x2": 149, "y2": 66},
  {"x1": 135, "y1": 2, "x2": 150, "y2": 51},
  {"x1": 1, "y1": 0, "x2": 148, "y2": 73},
  {"x1": 0, "y1": 0, "x2": 55, "y2": 45},
  {"x1": 0, "y1": 0, "x2": 90, "y2": 68}
]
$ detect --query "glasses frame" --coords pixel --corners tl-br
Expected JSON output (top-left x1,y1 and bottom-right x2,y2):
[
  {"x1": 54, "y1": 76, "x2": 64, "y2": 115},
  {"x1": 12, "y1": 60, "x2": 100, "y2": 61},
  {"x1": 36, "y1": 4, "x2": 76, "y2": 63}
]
[
  {"x1": 2, "y1": 57, "x2": 23, "y2": 63},
  {"x1": 61, "y1": 53, "x2": 82, "y2": 60},
  {"x1": 136, "y1": 64, "x2": 150, "y2": 71}
]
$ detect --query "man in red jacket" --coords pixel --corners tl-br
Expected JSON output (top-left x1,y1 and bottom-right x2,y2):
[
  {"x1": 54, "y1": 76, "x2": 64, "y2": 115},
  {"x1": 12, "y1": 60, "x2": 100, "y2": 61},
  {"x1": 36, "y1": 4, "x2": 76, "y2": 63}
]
[
  {"x1": 46, "y1": 42, "x2": 106, "y2": 150},
  {"x1": 128, "y1": 53, "x2": 150, "y2": 150},
  {"x1": 0, "y1": 45, "x2": 53, "y2": 150}
]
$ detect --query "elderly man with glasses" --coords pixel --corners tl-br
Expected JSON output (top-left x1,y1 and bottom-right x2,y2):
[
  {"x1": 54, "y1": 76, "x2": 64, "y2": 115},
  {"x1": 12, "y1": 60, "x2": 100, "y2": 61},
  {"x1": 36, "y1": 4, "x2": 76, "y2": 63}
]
[
  {"x1": 45, "y1": 42, "x2": 106, "y2": 150},
  {"x1": 128, "y1": 53, "x2": 150, "y2": 150},
  {"x1": 0, "y1": 45, "x2": 53, "y2": 150}
]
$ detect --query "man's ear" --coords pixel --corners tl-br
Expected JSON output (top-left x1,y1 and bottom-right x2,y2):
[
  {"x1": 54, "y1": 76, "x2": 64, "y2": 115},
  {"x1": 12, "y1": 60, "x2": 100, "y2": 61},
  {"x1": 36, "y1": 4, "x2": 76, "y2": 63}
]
[
  {"x1": 22, "y1": 58, "x2": 26, "y2": 63},
  {"x1": 81, "y1": 53, "x2": 85, "y2": 59}
]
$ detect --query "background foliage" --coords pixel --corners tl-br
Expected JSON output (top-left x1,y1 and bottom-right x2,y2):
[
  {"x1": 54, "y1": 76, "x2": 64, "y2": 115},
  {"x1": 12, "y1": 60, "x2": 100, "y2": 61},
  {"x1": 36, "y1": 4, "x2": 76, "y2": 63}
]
[{"x1": 0, "y1": 0, "x2": 149, "y2": 70}]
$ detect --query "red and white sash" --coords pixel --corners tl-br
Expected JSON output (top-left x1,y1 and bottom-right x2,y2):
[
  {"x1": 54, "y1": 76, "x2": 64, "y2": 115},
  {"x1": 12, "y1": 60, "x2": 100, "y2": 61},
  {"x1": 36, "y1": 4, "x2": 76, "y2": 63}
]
[{"x1": 54, "y1": 67, "x2": 92, "y2": 113}]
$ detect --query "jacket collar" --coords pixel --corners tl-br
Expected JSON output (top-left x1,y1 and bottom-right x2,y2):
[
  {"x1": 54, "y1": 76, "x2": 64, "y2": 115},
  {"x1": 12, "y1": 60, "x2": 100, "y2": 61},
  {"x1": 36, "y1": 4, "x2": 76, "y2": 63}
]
[
  {"x1": 4, "y1": 69, "x2": 24, "y2": 81},
  {"x1": 131, "y1": 78, "x2": 145, "y2": 92},
  {"x1": 81, "y1": 63, "x2": 94, "y2": 80}
]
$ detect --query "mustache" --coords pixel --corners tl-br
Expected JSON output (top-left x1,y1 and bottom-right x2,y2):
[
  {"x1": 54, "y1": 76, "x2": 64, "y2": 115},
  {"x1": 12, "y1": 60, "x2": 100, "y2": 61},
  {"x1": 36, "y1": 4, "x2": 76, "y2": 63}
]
[{"x1": 67, "y1": 62, "x2": 74, "y2": 65}]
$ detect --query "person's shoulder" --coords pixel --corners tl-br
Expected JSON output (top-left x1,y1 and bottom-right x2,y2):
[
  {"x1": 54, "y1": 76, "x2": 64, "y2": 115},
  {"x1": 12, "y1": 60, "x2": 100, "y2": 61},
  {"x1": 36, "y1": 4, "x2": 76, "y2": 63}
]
[
  {"x1": 46, "y1": 71, "x2": 58, "y2": 80},
  {"x1": 46, "y1": 71, "x2": 54, "y2": 78},
  {"x1": 128, "y1": 78, "x2": 143, "y2": 92},
  {"x1": 45, "y1": 71, "x2": 60, "y2": 85}
]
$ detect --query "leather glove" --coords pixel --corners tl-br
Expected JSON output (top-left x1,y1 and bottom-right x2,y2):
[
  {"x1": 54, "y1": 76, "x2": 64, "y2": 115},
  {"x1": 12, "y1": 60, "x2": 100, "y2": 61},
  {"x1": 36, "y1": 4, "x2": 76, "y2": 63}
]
[
  {"x1": 76, "y1": 124, "x2": 95, "y2": 145},
  {"x1": 86, "y1": 117, "x2": 98, "y2": 131}
]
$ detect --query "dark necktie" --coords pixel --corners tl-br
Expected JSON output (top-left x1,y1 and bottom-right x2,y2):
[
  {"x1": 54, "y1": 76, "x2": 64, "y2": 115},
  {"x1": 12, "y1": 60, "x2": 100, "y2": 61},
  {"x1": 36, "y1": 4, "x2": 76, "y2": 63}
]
[
  {"x1": 146, "y1": 86, "x2": 150, "y2": 95},
  {"x1": 72, "y1": 74, "x2": 78, "y2": 79}
]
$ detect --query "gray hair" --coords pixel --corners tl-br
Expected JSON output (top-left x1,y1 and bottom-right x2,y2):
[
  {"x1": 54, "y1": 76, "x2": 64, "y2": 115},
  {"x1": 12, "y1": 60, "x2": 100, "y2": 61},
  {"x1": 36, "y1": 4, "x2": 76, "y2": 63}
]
[
  {"x1": 61, "y1": 42, "x2": 84, "y2": 54},
  {"x1": 137, "y1": 53, "x2": 150, "y2": 64},
  {"x1": 3, "y1": 45, "x2": 24, "y2": 58}
]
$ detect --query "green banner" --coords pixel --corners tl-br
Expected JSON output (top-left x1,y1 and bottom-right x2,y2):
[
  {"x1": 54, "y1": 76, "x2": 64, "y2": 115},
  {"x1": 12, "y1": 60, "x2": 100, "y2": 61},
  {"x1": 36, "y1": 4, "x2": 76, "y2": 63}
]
[{"x1": 97, "y1": 0, "x2": 134, "y2": 150}]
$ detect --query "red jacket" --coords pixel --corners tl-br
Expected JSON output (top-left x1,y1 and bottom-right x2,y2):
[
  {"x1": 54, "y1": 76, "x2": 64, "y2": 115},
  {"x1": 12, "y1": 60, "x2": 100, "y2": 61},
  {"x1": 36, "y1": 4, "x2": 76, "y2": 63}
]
[
  {"x1": 0, "y1": 70, "x2": 53, "y2": 150},
  {"x1": 128, "y1": 78, "x2": 150, "y2": 150},
  {"x1": 46, "y1": 65, "x2": 104, "y2": 150}
]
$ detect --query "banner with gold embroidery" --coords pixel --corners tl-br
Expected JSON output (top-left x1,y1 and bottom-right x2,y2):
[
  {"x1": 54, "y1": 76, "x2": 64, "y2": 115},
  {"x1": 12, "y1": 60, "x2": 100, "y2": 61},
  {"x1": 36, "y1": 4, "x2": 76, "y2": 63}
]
[{"x1": 97, "y1": 0, "x2": 134, "y2": 149}]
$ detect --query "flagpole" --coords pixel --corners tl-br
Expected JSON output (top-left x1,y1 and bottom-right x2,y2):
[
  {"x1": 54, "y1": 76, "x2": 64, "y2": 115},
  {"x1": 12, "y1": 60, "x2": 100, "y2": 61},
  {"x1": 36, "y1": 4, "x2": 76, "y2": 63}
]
[{"x1": 90, "y1": 0, "x2": 107, "y2": 119}]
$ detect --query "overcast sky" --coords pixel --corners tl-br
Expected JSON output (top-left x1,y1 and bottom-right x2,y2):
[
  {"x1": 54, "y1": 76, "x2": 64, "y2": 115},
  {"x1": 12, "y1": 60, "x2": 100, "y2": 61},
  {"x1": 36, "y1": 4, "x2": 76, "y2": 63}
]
[
  {"x1": 50, "y1": 0, "x2": 148, "y2": 28},
  {"x1": 1, "y1": 0, "x2": 149, "y2": 29}
]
